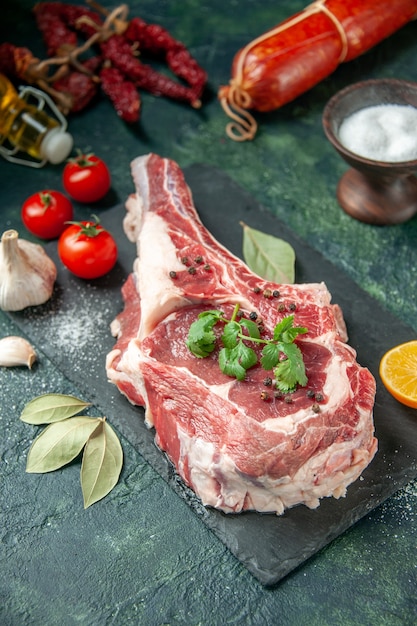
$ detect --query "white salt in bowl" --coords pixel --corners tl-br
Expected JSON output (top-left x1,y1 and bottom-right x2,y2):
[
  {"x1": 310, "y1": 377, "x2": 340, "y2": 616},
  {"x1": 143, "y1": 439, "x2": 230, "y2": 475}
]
[
  {"x1": 322, "y1": 79, "x2": 417, "y2": 224},
  {"x1": 322, "y1": 78, "x2": 417, "y2": 171}
]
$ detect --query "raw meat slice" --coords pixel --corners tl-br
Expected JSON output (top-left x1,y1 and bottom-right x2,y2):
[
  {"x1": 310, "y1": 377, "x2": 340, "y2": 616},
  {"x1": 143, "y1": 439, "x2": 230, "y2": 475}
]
[{"x1": 106, "y1": 153, "x2": 377, "y2": 515}]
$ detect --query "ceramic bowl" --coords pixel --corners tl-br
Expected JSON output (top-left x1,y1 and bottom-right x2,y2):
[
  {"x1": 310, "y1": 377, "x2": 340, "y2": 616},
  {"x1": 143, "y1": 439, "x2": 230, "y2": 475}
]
[{"x1": 322, "y1": 78, "x2": 417, "y2": 224}]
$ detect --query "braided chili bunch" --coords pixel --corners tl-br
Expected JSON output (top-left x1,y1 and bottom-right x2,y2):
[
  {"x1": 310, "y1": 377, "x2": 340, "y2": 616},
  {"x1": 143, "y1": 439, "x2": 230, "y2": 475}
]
[{"x1": 0, "y1": 1, "x2": 207, "y2": 122}]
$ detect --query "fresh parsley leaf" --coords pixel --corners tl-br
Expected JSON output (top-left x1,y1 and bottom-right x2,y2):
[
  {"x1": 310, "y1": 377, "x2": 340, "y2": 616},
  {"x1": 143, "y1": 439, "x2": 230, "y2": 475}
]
[
  {"x1": 260, "y1": 343, "x2": 281, "y2": 370},
  {"x1": 186, "y1": 306, "x2": 308, "y2": 390},
  {"x1": 198, "y1": 310, "x2": 224, "y2": 321},
  {"x1": 239, "y1": 318, "x2": 261, "y2": 339},
  {"x1": 236, "y1": 342, "x2": 258, "y2": 370},
  {"x1": 221, "y1": 321, "x2": 241, "y2": 348},
  {"x1": 274, "y1": 314, "x2": 307, "y2": 343},
  {"x1": 274, "y1": 343, "x2": 307, "y2": 392},
  {"x1": 219, "y1": 344, "x2": 257, "y2": 381},
  {"x1": 186, "y1": 313, "x2": 219, "y2": 357}
]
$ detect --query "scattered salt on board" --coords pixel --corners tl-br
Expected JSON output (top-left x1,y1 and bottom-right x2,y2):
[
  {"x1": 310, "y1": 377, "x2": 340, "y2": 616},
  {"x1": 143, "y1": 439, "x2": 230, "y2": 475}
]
[{"x1": 338, "y1": 104, "x2": 417, "y2": 163}]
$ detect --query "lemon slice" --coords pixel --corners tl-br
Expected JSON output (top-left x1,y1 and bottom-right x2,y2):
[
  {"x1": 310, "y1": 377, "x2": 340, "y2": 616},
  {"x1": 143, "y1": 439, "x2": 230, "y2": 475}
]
[{"x1": 379, "y1": 340, "x2": 417, "y2": 408}]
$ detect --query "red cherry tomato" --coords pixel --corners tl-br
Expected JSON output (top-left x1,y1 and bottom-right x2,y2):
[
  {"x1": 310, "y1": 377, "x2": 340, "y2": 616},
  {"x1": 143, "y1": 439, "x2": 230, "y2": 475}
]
[
  {"x1": 58, "y1": 217, "x2": 118, "y2": 279},
  {"x1": 63, "y1": 153, "x2": 111, "y2": 203},
  {"x1": 21, "y1": 190, "x2": 73, "y2": 239}
]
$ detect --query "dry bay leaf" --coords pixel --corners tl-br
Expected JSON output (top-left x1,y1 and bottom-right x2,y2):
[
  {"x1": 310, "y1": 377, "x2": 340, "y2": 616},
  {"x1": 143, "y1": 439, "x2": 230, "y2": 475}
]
[
  {"x1": 20, "y1": 393, "x2": 91, "y2": 425},
  {"x1": 81, "y1": 420, "x2": 123, "y2": 509},
  {"x1": 241, "y1": 222, "x2": 295, "y2": 284},
  {"x1": 26, "y1": 416, "x2": 101, "y2": 473}
]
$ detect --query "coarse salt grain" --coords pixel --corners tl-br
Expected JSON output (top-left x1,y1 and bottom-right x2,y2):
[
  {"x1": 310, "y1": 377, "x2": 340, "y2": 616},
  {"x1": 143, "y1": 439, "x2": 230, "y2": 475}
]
[{"x1": 338, "y1": 104, "x2": 417, "y2": 163}]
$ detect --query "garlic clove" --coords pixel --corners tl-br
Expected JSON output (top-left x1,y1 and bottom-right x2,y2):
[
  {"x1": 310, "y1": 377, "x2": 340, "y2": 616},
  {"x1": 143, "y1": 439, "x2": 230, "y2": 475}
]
[
  {"x1": 0, "y1": 336, "x2": 37, "y2": 368},
  {"x1": 0, "y1": 229, "x2": 57, "y2": 311}
]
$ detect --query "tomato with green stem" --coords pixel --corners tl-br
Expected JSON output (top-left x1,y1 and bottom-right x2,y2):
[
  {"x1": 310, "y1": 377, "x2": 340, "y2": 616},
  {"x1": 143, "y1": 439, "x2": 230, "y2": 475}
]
[
  {"x1": 58, "y1": 217, "x2": 118, "y2": 279},
  {"x1": 21, "y1": 190, "x2": 74, "y2": 239},
  {"x1": 63, "y1": 152, "x2": 111, "y2": 203}
]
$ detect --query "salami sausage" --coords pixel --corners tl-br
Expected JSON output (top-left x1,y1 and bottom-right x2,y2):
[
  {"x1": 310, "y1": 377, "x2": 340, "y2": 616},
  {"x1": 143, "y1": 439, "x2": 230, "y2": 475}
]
[{"x1": 218, "y1": 0, "x2": 417, "y2": 140}]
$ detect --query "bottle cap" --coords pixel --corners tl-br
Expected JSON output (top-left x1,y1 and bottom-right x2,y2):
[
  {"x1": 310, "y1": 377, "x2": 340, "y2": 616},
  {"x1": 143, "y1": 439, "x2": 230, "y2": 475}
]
[{"x1": 40, "y1": 128, "x2": 74, "y2": 164}]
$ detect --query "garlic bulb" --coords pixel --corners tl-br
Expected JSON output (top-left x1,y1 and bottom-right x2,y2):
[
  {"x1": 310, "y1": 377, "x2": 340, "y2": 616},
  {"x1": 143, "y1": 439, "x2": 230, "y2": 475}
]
[
  {"x1": 0, "y1": 336, "x2": 37, "y2": 368},
  {"x1": 0, "y1": 229, "x2": 57, "y2": 311}
]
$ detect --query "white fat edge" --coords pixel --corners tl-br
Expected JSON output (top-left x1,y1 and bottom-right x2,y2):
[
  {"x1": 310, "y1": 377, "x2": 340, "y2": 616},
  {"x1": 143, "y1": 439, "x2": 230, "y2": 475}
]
[
  {"x1": 172, "y1": 397, "x2": 375, "y2": 514},
  {"x1": 123, "y1": 193, "x2": 144, "y2": 243},
  {"x1": 318, "y1": 328, "x2": 357, "y2": 359},
  {"x1": 175, "y1": 419, "x2": 287, "y2": 512},
  {"x1": 291, "y1": 449, "x2": 373, "y2": 504},
  {"x1": 135, "y1": 212, "x2": 192, "y2": 339},
  {"x1": 244, "y1": 490, "x2": 286, "y2": 515},
  {"x1": 109, "y1": 337, "x2": 152, "y2": 425},
  {"x1": 244, "y1": 435, "x2": 374, "y2": 511},
  {"x1": 132, "y1": 212, "x2": 263, "y2": 338},
  {"x1": 205, "y1": 380, "x2": 236, "y2": 400},
  {"x1": 109, "y1": 317, "x2": 121, "y2": 338},
  {"x1": 284, "y1": 424, "x2": 378, "y2": 502},
  {"x1": 262, "y1": 412, "x2": 305, "y2": 435},
  {"x1": 331, "y1": 303, "x2": 348, "y2": 342},
  {"x1": 105, "y1": 350, "x2": 153, "y2": 422},
  {"x1": 297, "y1": 281, "x2": 332, "y2": 306},
  {"x1": 321, "y1": 351, "x2": 351, "y2": 402},
  {"x1": 105, "y1": 348, "x2": 121, "y2": 372},
  {"x1": 209, "y1": 293, "x2": 256, "y2": 313},
  {"x1": 176, "y1": 424, "x2": 248, "y2": 511},
  {"x1": 174, "y1": 421, "x2": 355, "y2": 514},
  {"x1": 130, "y1": 154, "x2": 151, "y2": 210}
]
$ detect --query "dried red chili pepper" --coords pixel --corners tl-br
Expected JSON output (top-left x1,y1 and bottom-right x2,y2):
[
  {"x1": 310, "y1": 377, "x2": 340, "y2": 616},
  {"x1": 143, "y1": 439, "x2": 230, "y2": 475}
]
[
  {"x1": 77, "y1": 1, "x2": 207, "y2": 105},
  {"x1": 100, "y1": 34, "x2": 201, "y2": 107},
  {"x1": 5, "y1": 2, "x2": 207, "y2": 120},
  {"x1": 52, "y1": 56, "x2": 101, "y2": 113},
  {"x1": 99, "y1": 65, "x2": 141, "y2": 122},
  {"x1": 0, "y1": 43, "x2": 40, "y2": 83},
  {"x1": 32, "y1": 2, "x2": 80, "y2": 57},
  {"x1": 0, "y1": 42, "x2": 74, "y2": 112},
  {"x1": 44, "y1": 1, "x2": 104, "y2": 39},
  {"x1": 33, "y1": 2, "x2": 140, "y2": 119},
  {"x1": 124, "y1": 17, "x2": 207, "y2": 104},
  {"x1": 30, "y1": 3, "x2": 103, "y2": 113}
]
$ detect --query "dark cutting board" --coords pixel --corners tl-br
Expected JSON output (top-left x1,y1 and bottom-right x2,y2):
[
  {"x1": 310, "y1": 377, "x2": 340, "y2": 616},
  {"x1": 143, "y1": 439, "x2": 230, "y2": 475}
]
[{"x1": 7, "y1": 164, "x2": 417, "y2": 587}]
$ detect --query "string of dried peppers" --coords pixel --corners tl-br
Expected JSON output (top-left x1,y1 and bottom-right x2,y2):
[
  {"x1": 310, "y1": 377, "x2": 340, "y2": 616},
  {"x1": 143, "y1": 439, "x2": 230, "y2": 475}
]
[
  {"x1": 0, "y1": 1, "x2": 207, "y2": 123},
  {"x1": 218, "y1": 0, "x2": 417, "y2": 141}
]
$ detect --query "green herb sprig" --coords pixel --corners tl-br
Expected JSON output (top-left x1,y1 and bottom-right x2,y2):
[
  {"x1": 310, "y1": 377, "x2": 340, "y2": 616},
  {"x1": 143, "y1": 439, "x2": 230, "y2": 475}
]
[
  {"x1": 186, "y1": 304, "x2": 308, "y2": 392},
  {"x1": 20, "y1": 393, "x2": 123, "y2": 509}
]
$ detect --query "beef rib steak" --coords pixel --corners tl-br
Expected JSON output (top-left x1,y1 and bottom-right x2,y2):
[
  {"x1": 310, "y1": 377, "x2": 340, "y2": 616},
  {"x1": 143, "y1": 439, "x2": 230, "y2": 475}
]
[{"x1": 106, "y1": 153, "x2": 377, "y2": 515}]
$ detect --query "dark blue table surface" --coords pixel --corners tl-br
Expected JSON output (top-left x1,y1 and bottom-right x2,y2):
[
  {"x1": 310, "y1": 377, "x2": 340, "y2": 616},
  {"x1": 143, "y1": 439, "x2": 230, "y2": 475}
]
[{"x1": 1, "y1": 1, "x2": 416, "y2": 624}]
